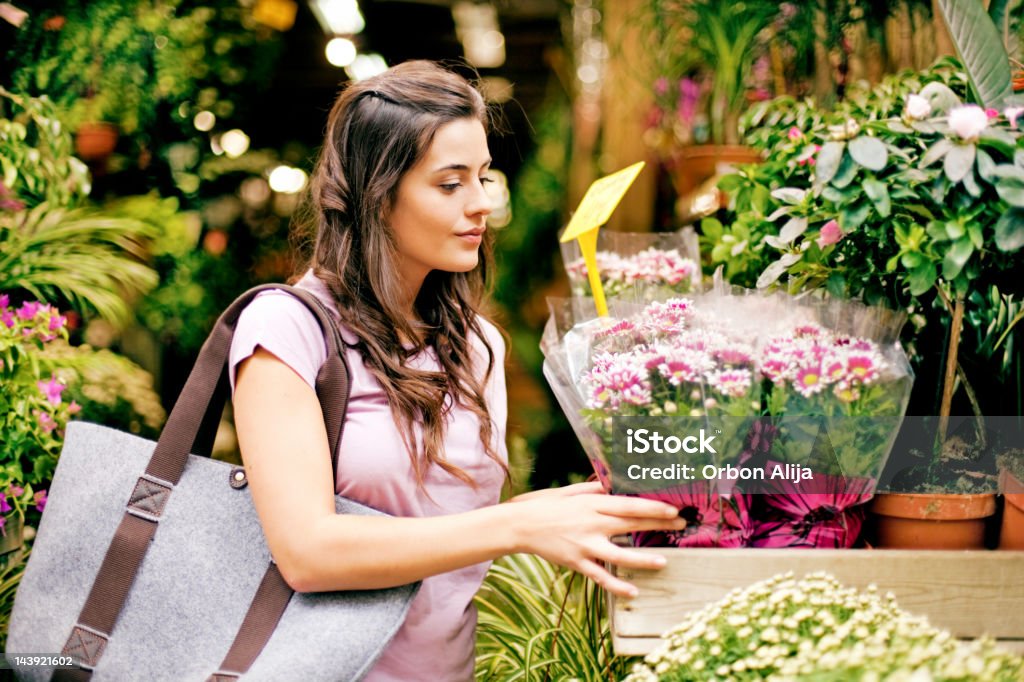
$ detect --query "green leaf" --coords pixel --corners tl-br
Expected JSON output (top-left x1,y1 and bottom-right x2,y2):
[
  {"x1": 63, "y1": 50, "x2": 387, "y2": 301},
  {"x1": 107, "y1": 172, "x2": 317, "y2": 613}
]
[
  {"x1": 717, "y1": 174, "x2": 744, "y2": 192},
  {"x1": 779, "y1": 216, "x2": 809, "y2": 243},
  {"x1": 700, "y1": 217, "x2": 723, "y2": 238},
  {"x1": 942, "y1": 239, "x2": 974, "y2": 279},
  {"x1": 927, "y1": 221, "x2": 950, "y2": 241},
  {"x1": 962, "y1": 166, "x2": 982, "y2": 196},
  {"x1": 991, "y1": 163, "x2": 1024, "y2": 180},
  {"x1": 995, "y1": 207, "x2": 1024, "y2": 251},
  {"x1": 821, "y1": 186, "x2": 845, "y2": 203},
  {"x1": 944, "y1": 144, "x2": 976, "y2": 183},
  {"x1": 815, "y1": 141, "x2": 845, "y2": 185},
  {"x1": 902, "y1": 252, "x2": 924, "y2": 268},
  {"x1": 968, "y1": 223, "x2": 985, "y2": 250},
  {"x1": 756, "y1": 253, "x2": 802, "y2": 289},
  {"x1": 996, "y1": 176, "x2": 1024, "y2": 206},
  {"x1": 936, "y1": 0, "x2": 1014, "y2": 108},
  {"x1": 751, "y1": 184, "x2": 771, "y2": 215},
  {"x1": 919, "y1": 81, "x2": 963, "y2": 114},
  {"x1": 921, "y1": 138, "x2": 954, "y2": 167},
  {"x1": 840, "y1": 201, "x2": 871, "y2": 231},
  {"x1": 991, "y1": 0, "x2": 1023, "y2": 60},
  {"x1": 831, "y1": 153, "x2": 859, "y2": 188},
  {"x1": 770, "y1": 187, "x2": 807, "y2": 205},
  {"x1": 976, "y1": 147, "x2": 997, "y2": 181},
  {"x1": 848, "y1": 136, "x2": 888, "y2": 171},
  {"x1": 826, "y1": 273, "x2": 847, "y2": 297},
  {"x1": 862, "y1": 177, "x2": 891, "y2": 217},
  {"x1": 908, "y1": 262, "x2": 938, "y2": 296}
]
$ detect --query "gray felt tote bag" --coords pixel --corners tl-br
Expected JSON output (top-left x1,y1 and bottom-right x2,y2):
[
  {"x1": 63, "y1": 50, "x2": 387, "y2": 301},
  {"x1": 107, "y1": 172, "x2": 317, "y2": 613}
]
[{"x1": 7, "y1": 284, "x2": 418, "y2": 681}]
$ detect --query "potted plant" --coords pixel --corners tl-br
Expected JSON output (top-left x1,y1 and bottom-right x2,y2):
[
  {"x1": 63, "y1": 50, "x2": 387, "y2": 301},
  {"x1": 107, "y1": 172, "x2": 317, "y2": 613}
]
[
  {"x1": 7, "y1": 2, "x2": 218, "y2": 162},
  {"x1": 998, "y1": 448, "x2": 1024, "y2": 549},
  {"x1": 0, "y1": 296, "x2": 77, "y2": 545},
  {"x1": 638, "y1": 0, "x2": 778, "y2": 207},
  {"x1": 623, "y1": 572, "x2": 1024, "y2": 680},
  {"x1": 705, "y1": 0, "x2": 1022, "y2": 548}
]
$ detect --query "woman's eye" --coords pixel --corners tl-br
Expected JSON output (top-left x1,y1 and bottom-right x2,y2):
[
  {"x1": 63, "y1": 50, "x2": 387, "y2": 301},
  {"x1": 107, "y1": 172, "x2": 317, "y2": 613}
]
[
  {"x1": 440, "y1": 182, "x2": 462, "y2": 192},
  {"x1": 480, "y1": 176, "x2": 495, "y2": 185}
]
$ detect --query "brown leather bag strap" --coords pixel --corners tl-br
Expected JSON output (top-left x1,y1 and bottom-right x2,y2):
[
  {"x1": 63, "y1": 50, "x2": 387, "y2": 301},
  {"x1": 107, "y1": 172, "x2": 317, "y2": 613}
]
[
  {"x1": 55, "y1": 285, "x2": 351, "y2": 679},
  {"x1": 209, "y1": 292, "x2": 353, "y2": 680},
  {"x1": 206, "y1": 564, "x2": 294, "y2": 681}
]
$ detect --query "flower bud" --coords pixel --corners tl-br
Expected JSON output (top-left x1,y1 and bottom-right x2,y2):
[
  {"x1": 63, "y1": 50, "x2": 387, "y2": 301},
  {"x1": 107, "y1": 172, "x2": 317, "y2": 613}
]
[{"x1": 816, "y1": 219, "x2": 844, "y2": 248}]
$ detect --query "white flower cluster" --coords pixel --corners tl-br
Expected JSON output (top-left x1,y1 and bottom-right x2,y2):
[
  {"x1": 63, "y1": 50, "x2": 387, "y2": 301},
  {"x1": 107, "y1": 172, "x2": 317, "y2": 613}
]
[
  {"x1": 567, "y1": 248, "x2": 699, "y2": 297},
  {"x1": 623, "y1": 572, "x2": 1023, "y2": 682}
]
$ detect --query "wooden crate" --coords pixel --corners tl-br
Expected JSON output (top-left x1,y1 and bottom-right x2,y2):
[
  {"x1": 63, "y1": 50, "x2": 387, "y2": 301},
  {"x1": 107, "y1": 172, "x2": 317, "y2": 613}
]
[{"x1": 609, "y1": 548, "x2": 1024, "y2": 656}]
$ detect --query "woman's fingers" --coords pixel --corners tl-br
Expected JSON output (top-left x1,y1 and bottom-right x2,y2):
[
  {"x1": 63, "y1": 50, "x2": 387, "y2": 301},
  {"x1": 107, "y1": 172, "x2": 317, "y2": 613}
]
[
  {"x1": 591, "y1": 494, "x2": 680, "y2": 520},
  {"x1": 594, "y1": 543, "x2": 669, "y2": 572},
  {"x1": 574, "y1": 558, "x2": 640, "y2": 598},
  {"x1": 606, "y1": 515, "x2": 687, "y2": 536},
  {"x1": 558, "y1": 481, "x2": 607, "y2": 496}
]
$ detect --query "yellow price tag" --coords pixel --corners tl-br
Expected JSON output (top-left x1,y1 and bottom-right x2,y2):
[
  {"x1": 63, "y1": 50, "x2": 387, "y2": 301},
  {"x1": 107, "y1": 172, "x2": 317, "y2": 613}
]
[{"x1": 559, "y1": 161, "x2": 645, "y2": 316}]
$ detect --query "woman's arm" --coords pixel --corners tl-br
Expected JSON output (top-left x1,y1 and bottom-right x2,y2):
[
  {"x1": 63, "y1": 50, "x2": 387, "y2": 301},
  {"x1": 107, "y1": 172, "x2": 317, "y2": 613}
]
[{"x1": 234, "y1": 348, "x2": 684, "y2": 597}]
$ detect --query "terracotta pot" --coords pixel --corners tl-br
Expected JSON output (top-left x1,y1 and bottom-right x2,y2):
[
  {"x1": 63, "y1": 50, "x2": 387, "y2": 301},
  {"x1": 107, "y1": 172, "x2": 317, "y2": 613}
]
[
  {"x1": 74, "y1": 122, "x2": 119, "y2": 161},
  {"x1": 668, "y1": 145, "x2": 763, "y2": 223},
  {"x1": 668, "y1": 145, "x2": 763, "y2": 198},
  {"x1": 1000, "y1": 469, "x2": 1024, "y2": 550},
  {"x1": 870, "y1": 493, "x2": 996, "y2": 549},
  {"x1": 0, "y1": 514, "x2": 24, "y2": 554}
]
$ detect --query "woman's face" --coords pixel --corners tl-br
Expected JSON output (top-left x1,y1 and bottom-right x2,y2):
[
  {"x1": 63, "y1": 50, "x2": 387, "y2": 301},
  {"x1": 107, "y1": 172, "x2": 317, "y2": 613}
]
[{"x1": 388, "y1": 117, "x2": 493, "y2": 291}]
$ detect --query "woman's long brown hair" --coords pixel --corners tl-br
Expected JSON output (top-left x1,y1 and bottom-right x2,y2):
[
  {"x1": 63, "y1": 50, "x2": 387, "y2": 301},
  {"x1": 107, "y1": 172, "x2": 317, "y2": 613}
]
[{"x1": 294, "y1": 60, "x2": 505, "y2": 488}]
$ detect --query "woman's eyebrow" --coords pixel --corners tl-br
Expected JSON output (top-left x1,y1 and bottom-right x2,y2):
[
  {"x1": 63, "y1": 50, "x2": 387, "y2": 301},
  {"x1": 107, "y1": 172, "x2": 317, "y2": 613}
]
[{"x1": 432, "y1": 159, "x2": 493, "y2": 173}]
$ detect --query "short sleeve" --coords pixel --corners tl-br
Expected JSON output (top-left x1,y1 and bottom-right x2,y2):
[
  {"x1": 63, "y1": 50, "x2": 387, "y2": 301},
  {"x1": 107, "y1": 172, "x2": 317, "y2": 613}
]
[
  {"x1": 228, "y1": 290, "x2": 328, "y2": 394},
  {"x1": 476, "y1": 318, "x2": 508, "y2": 451}
]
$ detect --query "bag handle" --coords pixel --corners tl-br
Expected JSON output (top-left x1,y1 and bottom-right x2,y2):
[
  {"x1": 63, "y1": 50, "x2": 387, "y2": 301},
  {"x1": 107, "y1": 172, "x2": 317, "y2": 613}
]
[
  {"x1": 149, "y1": 284, "x2": 351, "y2": 482},
  {"x1": 56, "y1": 284, "x2": 352, "y2": 679}
]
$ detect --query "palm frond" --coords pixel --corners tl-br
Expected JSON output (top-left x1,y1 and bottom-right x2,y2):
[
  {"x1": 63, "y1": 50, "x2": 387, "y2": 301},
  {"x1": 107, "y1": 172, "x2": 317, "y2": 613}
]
[{"x1": 0, "y1": 202, "x2": 158, "y2": 325}]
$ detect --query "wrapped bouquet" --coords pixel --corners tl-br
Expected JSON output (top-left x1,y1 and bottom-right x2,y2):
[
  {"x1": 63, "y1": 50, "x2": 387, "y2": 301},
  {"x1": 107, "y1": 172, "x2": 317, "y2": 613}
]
[
  {"x1": 541, "y1": 288, "x2": 913, "y2": 549},
  {"x1": 560, "y1": 228, "x2": 701, "y2": 300}
]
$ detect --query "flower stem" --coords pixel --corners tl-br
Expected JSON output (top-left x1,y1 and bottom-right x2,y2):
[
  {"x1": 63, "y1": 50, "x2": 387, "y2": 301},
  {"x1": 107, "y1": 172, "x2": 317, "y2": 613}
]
[{"x1": 938, "y1": 294, "x2": 965, "y2": 442}]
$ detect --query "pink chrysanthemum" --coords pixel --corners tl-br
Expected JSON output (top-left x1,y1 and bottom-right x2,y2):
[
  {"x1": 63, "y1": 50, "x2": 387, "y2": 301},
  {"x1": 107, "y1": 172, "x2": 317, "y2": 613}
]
[
  {"x1": 706, "y1": 368, "x2": 753, "y2": 398},
  {"x1": 794, "y1": 366, "x2": 825, "y2": 397}
]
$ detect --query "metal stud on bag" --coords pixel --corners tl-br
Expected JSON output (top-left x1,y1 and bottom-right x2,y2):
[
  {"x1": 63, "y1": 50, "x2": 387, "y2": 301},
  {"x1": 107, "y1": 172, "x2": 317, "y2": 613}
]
[{"x1": 229, "y1": 467, "x2": 247, "y2": 489}]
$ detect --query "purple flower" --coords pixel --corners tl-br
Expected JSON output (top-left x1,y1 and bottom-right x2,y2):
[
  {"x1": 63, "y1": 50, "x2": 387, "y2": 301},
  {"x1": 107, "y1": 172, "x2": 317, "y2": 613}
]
[
  {"x1": 631, "y1": 483, "x2": 745, "y2": 548},
  {"x1": 1, "y1": 309, "x2": 13, "y2": 328},
  {"x1": 16, "y1": 301, "x2": 40, "y2": 320},
  {"x1": 0, "y1": 293, "x2": 8, "y2": 309},
  {"x1": 751, "y1": 468, "x2": 874, "y2": 548},
  {"x1": 34, "y1": 489, "x2": 47, "y2": 512},
  {"x1": 37, "y1": 375, "x2": 65, "y2": 405},
  {"x1": 36, "y1": 410, "x2": 57, "y2": 434},
  {"x1": 787, "y1": 126, "x2": 803, "y2": 140},
  {"x1": 48, "y1": 312, "x2": 66, "y2": 331},
  {"x1": 9, "y1": 486, "x2": 23, "y2": 497},
  {"x1": 0, "y1": 495, "x2": 10, "y2": 514}
]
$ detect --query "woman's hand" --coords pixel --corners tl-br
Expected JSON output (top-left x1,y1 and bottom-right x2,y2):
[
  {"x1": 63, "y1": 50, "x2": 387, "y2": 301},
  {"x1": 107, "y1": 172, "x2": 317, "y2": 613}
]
[
  {"x1": 508, "y1": 492, "x2": 684, "y2": 598},
  {"x1": 507, "y1": 480, "x2": 606, "y2": 503}
]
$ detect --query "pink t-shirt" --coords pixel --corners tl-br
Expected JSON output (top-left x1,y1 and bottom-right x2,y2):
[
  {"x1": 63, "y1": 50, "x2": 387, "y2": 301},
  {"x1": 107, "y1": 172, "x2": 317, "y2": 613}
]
[{"x1": 228, "y1": 271, "x2": 508, "y2": 681}]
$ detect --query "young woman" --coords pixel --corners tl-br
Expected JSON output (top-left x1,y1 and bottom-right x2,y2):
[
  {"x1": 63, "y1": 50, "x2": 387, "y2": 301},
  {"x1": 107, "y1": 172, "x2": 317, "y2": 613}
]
[{"x1": 230, "y1": 60, "x2": 685, "y2": 681}]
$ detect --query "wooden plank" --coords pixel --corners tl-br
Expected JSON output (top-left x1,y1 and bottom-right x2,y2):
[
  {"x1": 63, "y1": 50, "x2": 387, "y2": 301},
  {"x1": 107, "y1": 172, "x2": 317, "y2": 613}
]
[{"x1": 610, "y1": 548, "x2": 1024, "y2": 653}]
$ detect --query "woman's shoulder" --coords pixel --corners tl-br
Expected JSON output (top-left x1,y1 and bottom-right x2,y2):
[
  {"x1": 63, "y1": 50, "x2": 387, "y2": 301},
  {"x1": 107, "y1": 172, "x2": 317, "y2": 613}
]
[{"x1": 472, "y1": 315, "x2": 504, "y2": 353}]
